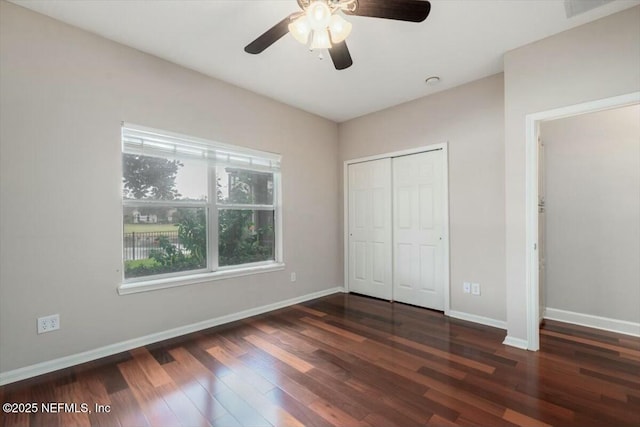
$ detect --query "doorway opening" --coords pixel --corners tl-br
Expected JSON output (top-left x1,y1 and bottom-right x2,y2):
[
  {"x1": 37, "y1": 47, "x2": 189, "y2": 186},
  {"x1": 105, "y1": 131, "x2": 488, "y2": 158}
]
[{"x1": 524, "y1": 91, "x2": 640, "y2": 351}]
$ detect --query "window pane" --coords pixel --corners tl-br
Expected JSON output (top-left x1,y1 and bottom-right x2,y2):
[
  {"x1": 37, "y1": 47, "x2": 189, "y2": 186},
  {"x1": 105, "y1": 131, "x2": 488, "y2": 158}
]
[
  {"x1": 123, "y1": 206, "x2": 207, "y2": 278},
  {"x1": 123, "y1": 153, "x2": 207, "y2": 201},
  {"x1": 216, "y1": 168, "x2": 273, "y2": 205},
  {"x1": 218, "y1": 209, "x2": 275, "y2": 267}
]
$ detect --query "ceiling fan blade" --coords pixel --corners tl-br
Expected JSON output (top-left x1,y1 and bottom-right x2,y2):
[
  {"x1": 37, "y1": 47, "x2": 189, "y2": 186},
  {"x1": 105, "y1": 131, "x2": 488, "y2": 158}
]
[
  {"x1": 329, "y1": 41, "x2": 353, "y2": 70},
  {"x1": 345, "y1": 0, "x2": 431, "y2": 22},
  {"x1": 244, "y1": 14, "x2": 296, "y2": 54}
]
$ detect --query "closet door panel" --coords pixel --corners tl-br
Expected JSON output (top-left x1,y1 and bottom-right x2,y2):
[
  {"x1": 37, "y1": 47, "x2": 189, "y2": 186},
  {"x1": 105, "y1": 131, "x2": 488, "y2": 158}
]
[
  {"x1": 348, "y1": 159, "x2": 392, "y2": 300},
  {"x1": 392, "y1": 151, "x2": 445, "y2": 310}
]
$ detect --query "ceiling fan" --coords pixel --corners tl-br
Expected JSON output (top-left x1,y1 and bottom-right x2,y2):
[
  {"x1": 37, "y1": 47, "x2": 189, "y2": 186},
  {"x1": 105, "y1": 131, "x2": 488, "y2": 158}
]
[{"x1": 244, "y1": 0, "x2": 431, "y2": 70}]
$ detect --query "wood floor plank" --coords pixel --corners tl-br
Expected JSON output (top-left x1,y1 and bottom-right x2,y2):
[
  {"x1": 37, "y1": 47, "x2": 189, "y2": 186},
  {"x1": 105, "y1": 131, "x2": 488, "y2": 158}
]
[
  {"x1": 461, "y1": 371, "x2": 576, "y2": 424},
  {"x1": 543, "y1": 320, "x2": 640, "y2": 350},
  {"x1": 244, "y1": 334, "x2": 314, "y2": 373},
  {"x1": 162, "y1": 360, "x2": 229, "y2": 425},
  {"x1": 362, "y1": 412, "x2": 403, "y2": 427},
  {"x1": 420, "y1": 378, "x2": 507, "y2": 418},
  {"x1": 537, "y1": 356, "x2": 635, "y2": 400},
  {"x1": 288, "y1": 337, "x2": 436, "y2": 424},
  {"x1": 156, "y1": 381, "x2": 212, "y2": 427},
  {"x1": 503, "y1": 408, "x2": 553, "y2": 427},
  {"x1": 218, "y1": 372, "x2": 304, "y2": 427},
  {"x1": 388, "y1": 335, "x2": 496, "y2": 374},
  {"x1": 268, "y1": 328, "x2": 320, "y2": 356},
  {"x1": 238, "y1": 353, "x2": 321, "y2": 406},
  {"x1": 301, "y1": 322, "x2": 438, "y2": 373},
  {"x1": 55, "y1": 380, "x2": 92, "y2": 427},
  {"x1": 167, "y1": 347, "x2": 235, "y2": 399},
  {"x1": 264, "y1": 387, "x2": 333, "y2": 427},
  {"x1": 28, "y1": 380, "x2": 59, "y2": 427},
  {"x1": 214, "y1": 335, "x2": 249, "y2": 358},
  {"x1": 311, "y1": 346, "x2": 430, "y2": 400},
  {"x1": 1, "y1": 388, "x2": 31, "y2": 427},
  {"x1": 344, "y1": 377, "x2": 433, "y2": 424},
  {"x1": 427, "y1": 414, "x2": 460, "y2": 426},
  {"x1": 108, "y1": 388, "x2": 150, "y2": 427},
  {"x1": 300, "y1": 316, "x2": 367, "y2": 342},
  {"x1": 307, "y1": 399, "x2": 370, "y2": 427},
  {"x1": 239, "y1": 347, "x2": 373, "y2": 422},
  {"x1": 303, "y1": 360, "x2": 421, "y2": 427},
  {"x1": 76, "y1": 372, "x2": 119, "y2": 427},
  {"x1": 292, "y1": 305, "x2": 328, "y2": 317},
  {"x1": 541, "y1": 329, "x2": 640, "y2": 358},
  {"x1": 213, "y1": 389, "x2": 272, "y2": 427},
  {"x1": 96, "y1": 362, "x2": 130, "y2": 395},
  {"x1": 300, "y1": 314, "x2": 465, "y2": 388},
  {"x1": 129, "y1": 347, "x2": 174, "y2": 388},
  {"x1": 206, "y1": 346, "x2": 275, "y2": 394},
  {"x1": 244, "y1": 318, "x2": 279, "y2": 335},
  {"x1": 117, "y1": 359, "x2": 182, "y2": 427},
  {"x1": 515, "y1": 373, "x2": 640, "y2": 426},
  {"x1": 424, "y1": 388, "x2": 518, "y2": 427}
]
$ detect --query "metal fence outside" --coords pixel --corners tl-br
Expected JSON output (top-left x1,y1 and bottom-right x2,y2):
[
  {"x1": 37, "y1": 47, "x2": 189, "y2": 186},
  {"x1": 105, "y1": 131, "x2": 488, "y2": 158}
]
[{"x1": 123, "y1": 231, "x2": 180, "y2": 261}]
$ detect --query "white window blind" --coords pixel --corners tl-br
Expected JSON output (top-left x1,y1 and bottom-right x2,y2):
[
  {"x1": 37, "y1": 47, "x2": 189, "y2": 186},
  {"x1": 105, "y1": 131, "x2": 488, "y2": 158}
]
[{"x1": 122, "y1": 124, "x2": 281, "y2": 172}]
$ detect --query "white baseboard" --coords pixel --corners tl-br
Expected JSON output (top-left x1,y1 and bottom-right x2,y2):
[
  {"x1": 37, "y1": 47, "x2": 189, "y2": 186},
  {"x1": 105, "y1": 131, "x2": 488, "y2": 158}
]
[
  {"x1": 503, "y1": 335, "x2": 529, "y2": 350},
  {"x1": 0, "y1": 286, "x2": 345, "y2": 386},
  {"x1": 543, "y1": 307, "x2": 640, "y2": 337},
  {"x1": 447, "y1": 310, "x2": 506, "y2": 330}
]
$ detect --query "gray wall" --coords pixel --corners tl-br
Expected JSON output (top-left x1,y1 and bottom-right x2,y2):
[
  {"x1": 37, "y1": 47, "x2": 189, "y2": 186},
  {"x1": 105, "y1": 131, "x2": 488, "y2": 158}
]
[
  {"x1": 541, "y1": 104, "x2": 640, "y2": 323},
  {"x1": 339, "y1": 74, "x2": 506, "y2": 323},
  {"x1": 0, "y1": 1, "x2": 340, "y2": 373},
  {"x1": 504, "y1": 6, "x2": 640, "y2": 341}
]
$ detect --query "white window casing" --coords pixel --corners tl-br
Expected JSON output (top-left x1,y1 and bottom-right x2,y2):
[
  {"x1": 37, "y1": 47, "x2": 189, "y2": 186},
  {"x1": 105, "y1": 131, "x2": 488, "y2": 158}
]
[{"x1": 120, "y1": 123, "x2": 284, "y2": 294}]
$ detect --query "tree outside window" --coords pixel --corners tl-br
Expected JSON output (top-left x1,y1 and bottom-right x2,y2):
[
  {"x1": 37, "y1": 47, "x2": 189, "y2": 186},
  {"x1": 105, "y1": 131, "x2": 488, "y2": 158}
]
[{"x1": 122, "y1": 151, "x2": 277, "y2": 280}]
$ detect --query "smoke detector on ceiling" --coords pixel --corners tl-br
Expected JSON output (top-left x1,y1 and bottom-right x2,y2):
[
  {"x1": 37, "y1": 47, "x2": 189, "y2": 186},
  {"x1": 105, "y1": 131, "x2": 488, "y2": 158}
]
[{"x1": 425, "y1": 76, "x2": 440, "y2": 86}]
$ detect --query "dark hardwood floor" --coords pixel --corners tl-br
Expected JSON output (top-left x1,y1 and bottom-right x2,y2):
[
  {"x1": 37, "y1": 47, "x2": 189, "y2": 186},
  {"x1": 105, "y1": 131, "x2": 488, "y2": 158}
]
[{"x1": 1, "y1": 293, "x2": 639, "y2": 426}]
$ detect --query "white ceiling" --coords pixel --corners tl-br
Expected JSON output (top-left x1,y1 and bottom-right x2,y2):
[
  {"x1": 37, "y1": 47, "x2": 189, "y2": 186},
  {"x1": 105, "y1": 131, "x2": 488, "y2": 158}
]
[{"x1": 10, "y1": 0, "x2": 640, "y2": 122}]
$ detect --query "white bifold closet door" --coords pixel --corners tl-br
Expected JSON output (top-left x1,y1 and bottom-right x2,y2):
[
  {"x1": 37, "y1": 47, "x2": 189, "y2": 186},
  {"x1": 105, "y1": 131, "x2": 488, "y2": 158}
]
[
  {"x1": 347, "y1": 158, "x2": 393, "y2": 300},
  {"x1": 347, "y1": 149, "x2": 446, "y2": 310},
  {"x1": 392, "y1": 150, "x2": 445, "y2": 310}
]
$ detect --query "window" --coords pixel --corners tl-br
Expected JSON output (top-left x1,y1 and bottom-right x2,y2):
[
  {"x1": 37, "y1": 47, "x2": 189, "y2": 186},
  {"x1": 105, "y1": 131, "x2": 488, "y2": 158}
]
[{"x1": 121, "y1": 124, "x2": 282, "y2": 285}]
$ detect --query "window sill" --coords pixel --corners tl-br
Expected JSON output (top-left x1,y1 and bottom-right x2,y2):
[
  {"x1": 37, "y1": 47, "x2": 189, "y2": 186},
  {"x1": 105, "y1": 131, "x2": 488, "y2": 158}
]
[{"x1": 118, "y1": 262, "x2": 286, "y2": 295}]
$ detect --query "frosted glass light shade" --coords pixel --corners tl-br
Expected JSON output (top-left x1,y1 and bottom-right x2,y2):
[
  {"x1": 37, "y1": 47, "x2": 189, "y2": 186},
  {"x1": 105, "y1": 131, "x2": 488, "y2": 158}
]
[
  {"x1": 288, "y1": 15, "x2": 311, "y2": 44},
  {"x1": 329, "y1": 14, "x2": 352, "y2": 43},
  {"x1": 310, "y1": 29, "x2": 332, "y2": 50},
  {"x1": 306, "y1": 1, "x2": 331, "y2": 30}
]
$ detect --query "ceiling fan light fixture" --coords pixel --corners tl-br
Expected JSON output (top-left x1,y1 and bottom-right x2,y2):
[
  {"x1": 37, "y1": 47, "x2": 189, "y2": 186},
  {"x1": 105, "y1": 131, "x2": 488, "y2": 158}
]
[
  {"x1": 329, "y1": 14, "x2": 352, "y2": 43},
  {"x1": 310, "y1": 28, "x2": 332, "y2": 50},
  {"x1": 306, "y1": 1, "x2": 332, "y2": 30},
  {"x1": 288, "y1": 15, "x2": 311, "y2": 44},
  {"x1": 245, "y1": 0, "x2": 432, "y2": 70}
]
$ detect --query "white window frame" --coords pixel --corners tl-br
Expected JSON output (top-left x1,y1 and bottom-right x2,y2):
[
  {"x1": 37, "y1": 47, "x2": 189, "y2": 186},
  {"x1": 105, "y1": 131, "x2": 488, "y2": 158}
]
[{"x1": 119, "y1": 123, "x2": 284, "y2": 295}]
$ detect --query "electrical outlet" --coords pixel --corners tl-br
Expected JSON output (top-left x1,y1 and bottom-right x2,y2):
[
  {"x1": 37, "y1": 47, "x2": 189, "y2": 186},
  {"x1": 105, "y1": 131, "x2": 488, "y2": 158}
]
[
  {"x1": 471, "y1": 283, "x2": 481, "y2": 296},
  {"x1": 463, "y1": 282, "x2": 471, "y2": 294},
  {"x1": 37, "y1": 314, "x2": 60, "y2": 334},
  {"x1": 290, "y1": 272, "x2": 296, "y2": 282}
]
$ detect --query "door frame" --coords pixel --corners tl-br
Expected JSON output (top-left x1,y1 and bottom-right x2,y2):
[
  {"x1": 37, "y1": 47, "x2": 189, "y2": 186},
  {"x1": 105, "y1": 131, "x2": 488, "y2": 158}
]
[
  {"x1": 524, "y1": 91, "x2": 640, "y2": 351},
  {"x1": 343, "y1": 142, "x2": 450, "y2": 315}
]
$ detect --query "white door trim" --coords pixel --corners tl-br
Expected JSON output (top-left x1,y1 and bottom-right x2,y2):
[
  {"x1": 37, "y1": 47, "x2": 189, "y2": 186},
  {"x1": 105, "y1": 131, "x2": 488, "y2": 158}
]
[
  {"x1": 524, "y1": 92, "x2": 640, "y2": 351},
  {"x1": 343, "y1": 142, "x2": 450, "y2": 315}
]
